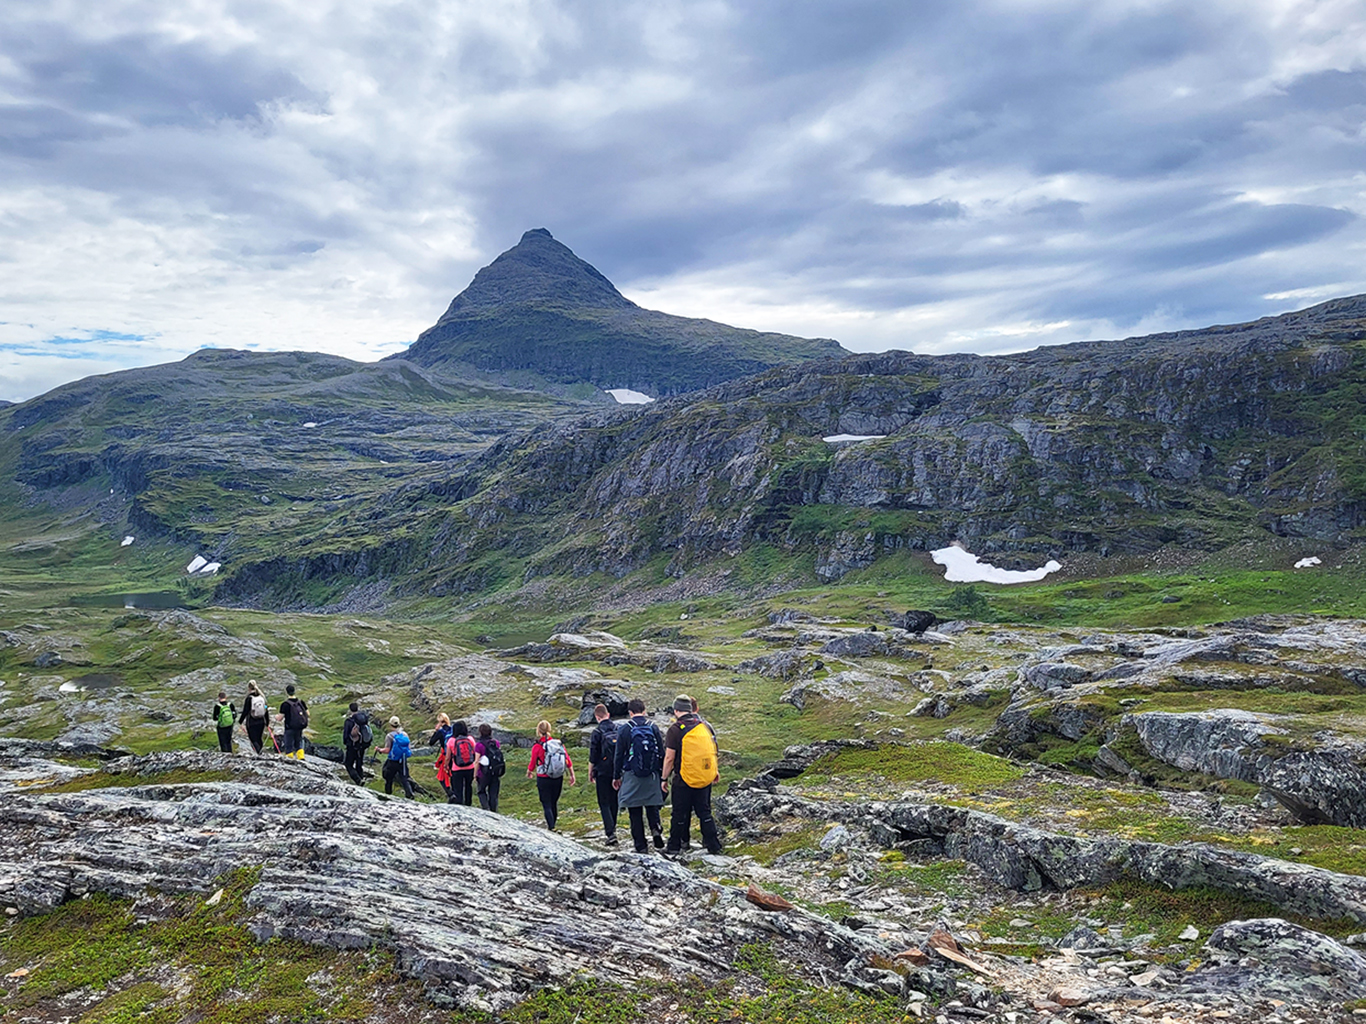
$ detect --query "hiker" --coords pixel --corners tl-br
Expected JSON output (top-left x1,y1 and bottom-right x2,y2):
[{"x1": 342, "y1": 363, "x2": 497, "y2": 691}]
[
  {"x1": 342, "y1": 702, "x2": 372, "y2": 784},
  {"x1": 377, "y1": 716, "x2": 414, "y2": 799},
  {"x1": 444, "y1": 720, "x2": 478, "y2": 806},
  {"x1": 588, "y1": 703, "x2": 620, "y2": 845},
  {"x1": 612, "y1": 698, "x2": 667, "y2": 853},
  {"x1": 662, "y1": 694, "x2": 723, "y2": 856},
  {"x1": 526, "y1": 720, "x2": 575, "y2": 831},
  {"x1": 212, "y1": 691, "x2": 235, "y2": 753},
  {"x1": 431, "y1": 713, "x2": 455, "y2": 799},
  {"x1": 279, "y1": 684, "x2": 309, "y2": 760},
  {"x1": 476, "y1": 723, "x2": 505, "y2": 812},
  {"x1": 238, "y1": 680, "x2": 270, "y2": 754}
]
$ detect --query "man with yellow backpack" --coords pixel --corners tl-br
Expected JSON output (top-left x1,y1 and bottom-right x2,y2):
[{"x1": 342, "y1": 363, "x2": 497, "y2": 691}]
[{"x1": 660, "y1": 694, "x2": 723, "y2": 856}]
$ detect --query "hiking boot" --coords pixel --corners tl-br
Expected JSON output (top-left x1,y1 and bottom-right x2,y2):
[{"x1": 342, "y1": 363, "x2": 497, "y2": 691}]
[
  {"x1": 652, "y1": 831, "x2": 665, "y2": 849},
  {"x1": 605, "y1": 835, "x2": 619, "y2": 847}
]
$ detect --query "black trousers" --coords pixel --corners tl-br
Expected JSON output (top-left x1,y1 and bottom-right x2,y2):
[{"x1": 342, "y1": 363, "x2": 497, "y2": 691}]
[
  {"x1": 344, "y1": 743, "x2": 367, "y2": 783},
  {"x1": 216, "y1": 726, "x2": 233, "y2": 753},
  {"x1": 536, "y1": 775, "x2": 563, "y2": 829},
  {"x1": 382, "y1": 759, "x2": 413, "y2": 798},
  {"x1": 245, "y1": 719, "x2": 265, "y2": 753},
  {"x1": 282, "y1": 727, "x2": 304, "y2": 755},
  {"x1": 667, "y1": 780, "x2": 721, "y2": 854},
  {"x1": 595, "y1": 773, "x2": 619, "y2": 836},
  {"x1": 626, "y1": 805, "x2": 663, "y2": 852},
  {"x1": 449, "y1": 770, "x2": 474, "y2": 806},
  {"x1": 478, "y1": 774, "x2": 501, "y2": 812}
]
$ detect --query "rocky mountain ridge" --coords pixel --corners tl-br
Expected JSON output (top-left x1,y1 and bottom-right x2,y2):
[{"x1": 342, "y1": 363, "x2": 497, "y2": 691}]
[
  {"x1": 396, "y1": 228, "x2": 847, "y2": 396},
  {"x1": 211, "y1": 293, "x2": 1366, "y2": 607},
  {"x1": 3, "y1": 283, "x2": 1365, "y2": 611}
]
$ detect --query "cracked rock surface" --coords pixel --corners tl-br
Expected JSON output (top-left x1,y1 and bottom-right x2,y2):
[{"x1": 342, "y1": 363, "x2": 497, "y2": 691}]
[{"x1": 0, "y1": 745, "x2": 890, "y2": 1012}]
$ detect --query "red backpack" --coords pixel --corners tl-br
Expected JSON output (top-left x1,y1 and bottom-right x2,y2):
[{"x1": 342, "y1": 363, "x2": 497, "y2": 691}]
[{"x1": 450, "y1": 735, "x2": 477, "y2": 769}]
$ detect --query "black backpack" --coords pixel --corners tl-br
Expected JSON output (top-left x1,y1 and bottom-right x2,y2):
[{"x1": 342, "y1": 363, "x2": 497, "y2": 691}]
[
  {"x1": 594, "y1": 721, "x2": 618, "y2": 772},
  {"x1": 484, "y1": 739, "x2": 506, "y2": 779},
  {"x1": 348, "y1": 712, "x2": 373, "y2": 747},
  {"x1": 625, "y1": 719, "x2": 659, "y2": 777}
]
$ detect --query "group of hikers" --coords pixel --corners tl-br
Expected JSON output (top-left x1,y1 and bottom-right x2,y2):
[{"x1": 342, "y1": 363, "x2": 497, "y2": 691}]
[
  {"x1": 210, "y1": 684, "x2": 723, "y2": 857},
  {"x1": 211, "y1": 681, "x2": 310, "y2": 759}
]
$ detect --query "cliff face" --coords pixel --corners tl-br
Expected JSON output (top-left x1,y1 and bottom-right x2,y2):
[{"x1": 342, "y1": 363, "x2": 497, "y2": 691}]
[
  {"x1": 396, "y1": 229, "x2": 847, "y2": 396},
  {"x1": 399, "y1": 293, "x2": 1366, "y2": 592}
]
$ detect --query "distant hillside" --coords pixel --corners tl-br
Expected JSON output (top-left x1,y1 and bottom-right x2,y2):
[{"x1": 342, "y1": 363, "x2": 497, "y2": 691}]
[
  {"x1": 6, "y1": 281, "x2": 1366, "y2": 614},
  {"x1": 0, "y1": 350, "x2": 583, "y2": 580},
  {"x1": 396, "y1": 228, "x2": 847, "y2": 396},
  {"x1": 215, "y1": 294, "x2": 1366, "y2": 606}
]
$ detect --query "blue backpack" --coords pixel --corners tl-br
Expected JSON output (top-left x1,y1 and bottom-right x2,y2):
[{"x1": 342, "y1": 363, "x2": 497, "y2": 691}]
[
  {"x1": 389, "y1": 731, "x2": 411, "y2": 762},
  {"x1": 626, "y1": 720, "x2": 659, "y2": 777}
]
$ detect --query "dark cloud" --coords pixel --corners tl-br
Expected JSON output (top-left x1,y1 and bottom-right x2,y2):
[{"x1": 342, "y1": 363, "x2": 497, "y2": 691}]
[{"x1": 4, "y1": 26, "x2": 318, "y2": 129}]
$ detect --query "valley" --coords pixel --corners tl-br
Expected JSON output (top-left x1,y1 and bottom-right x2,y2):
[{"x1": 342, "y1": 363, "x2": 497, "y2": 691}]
[{"x1": 3, "y1": 235, "x2": 1366, "y2": 1022}]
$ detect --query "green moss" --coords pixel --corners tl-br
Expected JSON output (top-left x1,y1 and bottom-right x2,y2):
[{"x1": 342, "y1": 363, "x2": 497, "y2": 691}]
[
  {"x1": 975, "y1": 879, "x2": 1358, "y2": 956},
  {"x1": 31, "y1": 768, "x2": 235, "y2": 794},
  {"x1": 0, "y1": 867, "x2": 428, "y2": 1022},
  {"x1": 78, "y1": 982, "x2": 172, "y2": 1024},
  {"x1": 880, "y1": 859, "x2": 973, "y2": 898},
  {"x1": 727, "y1": 825, "x2": 827, "y2": 866},
  {"x1": 1209, "y1": 825, "x2": 1366, "y2": 877},
  {"x1": 803, "y1": 742, "x2": 1024, "y2": 790}
]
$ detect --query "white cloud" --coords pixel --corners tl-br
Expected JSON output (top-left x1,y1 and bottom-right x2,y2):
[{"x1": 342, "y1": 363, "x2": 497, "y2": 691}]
[{"x1": 1, "y1": 0, "x2": 1364, "y2": 401}]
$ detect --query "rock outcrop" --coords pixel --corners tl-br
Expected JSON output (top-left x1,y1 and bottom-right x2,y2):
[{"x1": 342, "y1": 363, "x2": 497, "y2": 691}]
[
  {"x1": 0, "y1": 747, "x2": 888, "y2": 1011},
  {"x1": 718, "y1": 780, "x2": 1366, "y2": 923}
]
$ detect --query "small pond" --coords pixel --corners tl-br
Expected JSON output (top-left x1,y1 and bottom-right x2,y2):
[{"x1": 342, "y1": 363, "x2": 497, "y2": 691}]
[{"x1": 59, "y1": 673, "x2": 124, "y2": 693}]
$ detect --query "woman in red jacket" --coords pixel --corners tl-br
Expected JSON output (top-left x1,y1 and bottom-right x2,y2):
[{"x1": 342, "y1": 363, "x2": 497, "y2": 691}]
[{"x1": 526, "y1": 719, "x2": 576, "y2": 831}]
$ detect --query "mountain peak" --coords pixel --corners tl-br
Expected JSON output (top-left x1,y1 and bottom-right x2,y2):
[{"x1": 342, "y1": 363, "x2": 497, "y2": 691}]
[
  {"x1": 398, "y1": 229, "x2": 847, "y2": 395},
  {"x1": 436, "y1": 228, "x2": 634, "y2": 321}
]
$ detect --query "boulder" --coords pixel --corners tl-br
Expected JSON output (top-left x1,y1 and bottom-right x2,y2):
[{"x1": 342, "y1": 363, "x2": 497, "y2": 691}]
[
  {"x1": 738, "y1": 649, "x2": 806, "y2": 680},
  {"x1": 1189, "y1": 918, "x2": 1366, "y2": 1003},
  {"x1": 1124, "y1": 709, "x2": 1285, "y2": 782},
  {"x1": 1260, "y1": 750, "x2": 1366, "y2": 828},
  {"x1": 902, "y1": 611, "x2": 938, "y2": 634},
  {"x1": 717, "y1": 781, "x2": 1366, "y2": 923},
  {"x1": 1020, "y1": 662, "x2": 1090, "y2": 689},
  {"x1": 580, "y1": 690, "x2": 630, "y2": 718}
]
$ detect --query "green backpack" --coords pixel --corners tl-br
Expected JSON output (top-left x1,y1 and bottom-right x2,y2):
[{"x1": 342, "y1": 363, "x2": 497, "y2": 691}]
[{"x1": 216, "y1": 703, "x2": 234, "y2": 729}]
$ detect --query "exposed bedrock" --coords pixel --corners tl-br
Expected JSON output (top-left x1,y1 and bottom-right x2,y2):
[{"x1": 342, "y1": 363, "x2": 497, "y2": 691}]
[
  {"x1": 1119, "y1": 709, "x2": 1366, "y2": 827},
  {"x1": 0, "y1": 749, "x2": 889, "y2": 1011},
  {"x1": 1123, "y1": 709, "x2": 1285, "y2": 783},
  {"x1": 717, "y1": 780, "x2": 1366, "y2": 923}
]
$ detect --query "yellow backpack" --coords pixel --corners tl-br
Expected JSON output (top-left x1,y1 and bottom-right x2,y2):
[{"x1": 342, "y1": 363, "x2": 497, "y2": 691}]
[{"x1": 679, "y1": 721, "x2": 718, "y2": 788}]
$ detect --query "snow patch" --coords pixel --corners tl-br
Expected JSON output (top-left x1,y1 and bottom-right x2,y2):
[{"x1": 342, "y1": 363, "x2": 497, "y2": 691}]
[
  {"x1": 302, "y1": 421, "x2": 318, "y2": 428},
  {"x1": 121, "y1": 536, "x2": 135, "y2": 547},
  {"x1": 185, "y1": 555, "x2": 208, "y2": 574},
  {"x1": 200, "y1": 562, "x2": 221, "y2": 575},
  {"x1": 932, "y1": 543, "x2": 1062, "y2": 584},
  {"x1": 605, "y1": 389, "x2": 655, "y2": 405},
  {"x1": 1294, "y1": 556, "x2": 1322, "y2": 569},
  {"x1": 823, "y1": 433, "x2": 887, "y2": 443}
]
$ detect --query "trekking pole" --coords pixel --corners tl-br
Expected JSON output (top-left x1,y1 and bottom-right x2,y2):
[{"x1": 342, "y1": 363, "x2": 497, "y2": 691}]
[{"x1": 266, "y1": 726, "x2": 282, "y2": 753}]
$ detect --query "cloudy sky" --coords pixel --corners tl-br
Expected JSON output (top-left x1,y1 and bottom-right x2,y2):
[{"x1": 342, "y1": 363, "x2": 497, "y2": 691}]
[{"x1": 2, "y1": 0, "x2": 1364, "y2": 402}]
